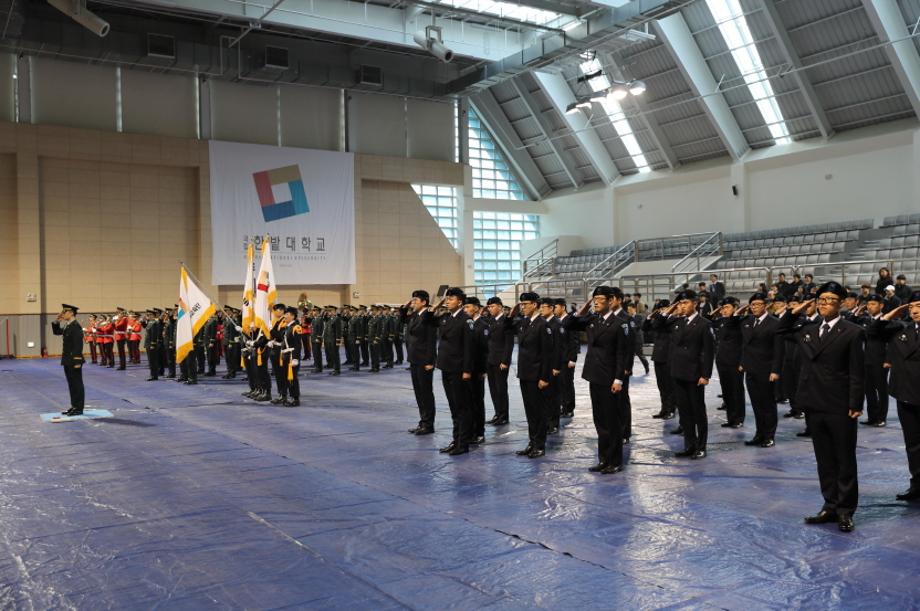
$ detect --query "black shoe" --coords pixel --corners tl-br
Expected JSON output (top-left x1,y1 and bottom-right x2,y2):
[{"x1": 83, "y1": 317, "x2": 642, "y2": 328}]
[
  {"x1": 407, "y1": 426, "x2": 421, "y2": 434},
  {"x1": 760, "y1": 439, "x2": 775, "y2": 448},
  {"x1": 721, "y1": 422, "x2": 743, "y2": 428},
  {"x1": 804, "y1": 509, "x2": 838, "y2": 524},
  {"x1": 184, "y1": 380, "x2": 197, "y2": 385},
  {"x1": 652, "y1": 412, "x2": 666, "y2": 419},
  {"x1": 872, "y1": 421, "x2": 887, "y2": 427},
  {"x1": 793, "y1": 412, "x2": 805, "y2": 419},
  {"x1": 255, "y1": 392, "x2": 271, "y2": 402},
  {"x1": 860, "y1": 420, "x2": 876, "y2": 426},
  {"x1": 548, "y1": 426, "x2": 559, "y2": 435},
  {"x1": 270, "y1": 397, "x2": 286, "y2": 405},
  {"x1": 383, "y1": 365, "x2": 393, "y2": 369},
  {"x1": 515, "y1": 445, "x2": 534, "y2": 456},
  {"x1": 675, "y1": 449, "x2": 695, "y2": 458},
  {"x1": 439, "y1": 442, "x2": 457, "y2": 454},
  {"x1": 63, "y1": 408, "x2": 84, "y2": 417},
  {"x1": 670, "y1": 427, "x2": 683, "y2": 435},
  {"x1": 204, "y1": 372, "x2": 216, "y2": 377},
  {"x1": 838, "y1": 516, "x2": 855, "y2": 533},
  {"x1": 623, "y1": 437, "x2": 630, "y2": 444},
  {"x1": 448, "y1": 445, "x2": 469, "y2": 456},
  {"x1": 242, "y1": 390, "x2": 254, "y2": 398},
  {"x1": 284, "y1": 399, "x2": 300, "y2": 407},
  {"x1": 783, "y1": 411, "x2": 796, "y2": 418},
  {"x1": 166, "y1": 374, "x2": 176, "y2": 379},
  {"x1": 471, "y1": 435, "x2": 486, "y2": 445},
  {"x1": 117, "y1": 366, "x2": 126, "y2": 371},
  {"x1": 330, "y1": 371, "x2": 340, "y2": 376},
  {"x1": 561, "y1": 410, "x2": 574, "y2": 418},
  {"x1": 691, "y1": 449, "x2": 706, "y2": 459},
  {"x1": 177, "y1": 377, "x2": 188, "y2": 383},
  {"x1": 896, "y1": 488, "x2": 920, "y2": 501},
  {"x1": 414, "y1": 427, "x2": 434, "y2": 436},
  {"x1": 717, "y1": 405, "x2": 726, "y2": 411},
  {"x1": 146, "y1": 377, "x2": 158, "y2": 381},
  {"x1": 527, "y1": 448, "x2": 545, "y2": 459},
  {"x1": 221, "y1": 374, "x2": 233, "y2": 380},
  {"x1": 662, "y1": 412, "x2": 676, "y2": 420},
  {"x1": 796, "y1": 430, "x2": 812, "y2": 437},
  {"x1": 588, "y1": 463, "x2": 608, "y2": 473},
  {"x1": 486, "y1": 416, "x2": 499, "y2": 425},
  {"x1": 744, "y1": 437, "x2": 764, "y2": 446},
  {"x1": 492, "y1": 418, "x2": 509, "y2": 426},
  {"x1": 600, "y1": 464, "x2": 623, "y2": 474}
]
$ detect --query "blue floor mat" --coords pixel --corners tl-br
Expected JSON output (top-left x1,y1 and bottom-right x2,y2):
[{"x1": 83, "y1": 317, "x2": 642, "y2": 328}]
[{"x1": 0, "y1": 357, "x2": 918, "y2": 609}]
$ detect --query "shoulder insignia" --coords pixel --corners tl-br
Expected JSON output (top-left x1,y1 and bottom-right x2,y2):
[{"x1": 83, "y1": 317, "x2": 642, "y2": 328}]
[
  {"x1": 484, "y1": 329, "x2": 490, "y2": 336},
  {"x1": 467, "y1": 319, "x2": 474, "y2": 329},
  {"x1": 546, "y1": 327, "x2": 552, "y2": 335},
  {"x1": 622, "y1": 323, "x2": 629, "y2": 336}
]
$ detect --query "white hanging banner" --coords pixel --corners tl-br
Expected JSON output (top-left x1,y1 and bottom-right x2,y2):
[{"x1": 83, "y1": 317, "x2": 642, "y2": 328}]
[{"x1": 209, "y1": 140, "x2": 356, "y2": 285}]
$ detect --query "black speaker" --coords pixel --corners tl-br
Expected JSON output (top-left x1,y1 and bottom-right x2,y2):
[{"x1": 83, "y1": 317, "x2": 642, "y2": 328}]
[{"x1": 731, "y1": 185, "x2": 739, "y2": 196}]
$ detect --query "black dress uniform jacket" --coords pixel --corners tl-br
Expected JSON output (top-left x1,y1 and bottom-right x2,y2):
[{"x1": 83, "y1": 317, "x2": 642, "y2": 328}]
[
  {"x1": 740, "y1": 314, "x2": 784, "y2": 374},
  {"x1": 53, "y1": 319, "x2": 85, "y2": 366},
  {"x1": 516, "y1": 315, "x2": 555, "y2": 382},
  {"x1": 436, "y1": 310, "x2": 474, "y2": 373},
  {"x1": 565, "y1": 312, "x2": 630, "y2": 385},
  {"x1": 403, "y1": 308, "x2": 438, "y2": 367},
  {"x1": 668, "y1": 315, "x2": 715, "y2": 382},
  {"x1": 486, "y1": 314, "x2": 515, "y2": 366}
]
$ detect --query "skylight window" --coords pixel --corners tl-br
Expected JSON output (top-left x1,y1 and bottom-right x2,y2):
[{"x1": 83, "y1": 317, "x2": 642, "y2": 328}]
[
  {"x1": 578, "y1": 59, "x2": 651, "y2": 173},
  {"x1": 435, "y1": 0, "x2": 577, "y2": 28},
  {"x1": 705, "y1": 0, "x2": 791, "y2": 144}
]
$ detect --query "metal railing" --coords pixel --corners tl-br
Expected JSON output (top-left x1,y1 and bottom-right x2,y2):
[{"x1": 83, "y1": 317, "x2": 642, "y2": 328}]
[
  {"x1": 522, "y1": 238, "x2": 559, "y2": 280},
  {"x1": 635, "y1": 232, "x2": 719, "y2": 261},
  {"x1": 583, "y1": 241, "x2": 636, "y2": 285},
  {"x1": 672, "y1": 232, "x2": 723, "y2": 274}
]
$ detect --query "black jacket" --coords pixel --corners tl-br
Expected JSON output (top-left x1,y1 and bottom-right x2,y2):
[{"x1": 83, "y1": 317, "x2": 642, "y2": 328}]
[
  {"x1": 712, "y1": 315, "x2": 742, "y2": 369},
  {"x1": 402, "y1": 307, "x2": 438, "y2": 366},
  {"x1": 515, "y1": 315, "x2": 555, "y2": 382},
  {"x1": 555, "y1": 313, "x2": 581, "y2": 363},
  {"x1": 565, "y1": 311, "x2": 630, "y2": 386},
  {"x1": 668, "y1": 314, "x2": 715, "y2": 382},
  {"x1": 645, "y1": 313, "x2": 672, "y2": 363},
  {"x1": 873, "y1": 319, "x2": 920, "y2": 404},
  {"x1": 740, "y1": 314, "x2": 784, "y2": 375},
  {"x1": 144, "y1": 319, "x2": 162, "y2": 351},
  {"x1": 777, "y1": 312, "x2": 865, "y2": 413},
  {"x1": 470, "y1": 316, "x2": 490, "y2": 375},
  {"x1": 436, "y1": 310, "x2": 474, "y2": 373},
  {"x1": 486, "y1": 313, "x2": 515, "y2": 367},
  {"x1": 544, "y1": 316, "x2": 563, "y2": 372},
  {"x1": 52, "y1": 319, "x2": 85, "y2": 367},
  {"x1": 858, "y1": 314, "x2": 888, "y2": 367}
]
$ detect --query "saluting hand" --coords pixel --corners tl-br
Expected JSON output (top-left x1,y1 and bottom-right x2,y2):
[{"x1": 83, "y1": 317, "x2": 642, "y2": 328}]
[
  {"x1": 791, "y1": 299, "x2": 814, "y2": 315},
  {"x1": 697, "y1": 377, "x2": 709, "y2": 386},
  {"x1": 882, "y1": 303, "x2": 909, "y2": 321}
]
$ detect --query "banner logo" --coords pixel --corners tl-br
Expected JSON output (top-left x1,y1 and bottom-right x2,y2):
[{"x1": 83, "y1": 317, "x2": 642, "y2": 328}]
[{"x1": 252, "y1": 165, "x2": 310, "y2": 222}]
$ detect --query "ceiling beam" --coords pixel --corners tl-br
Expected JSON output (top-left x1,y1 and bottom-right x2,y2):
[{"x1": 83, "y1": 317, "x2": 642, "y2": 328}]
[
  {"x1": 469, "y1": 90, "x2": 552, "y2": 200},
  {"x1": 603, "y1": 50, "x2": 679, "y2": 169},
  {"x1": 655, "y1": 12, "x2": 749, "y2": 160},
  {"x1": 760, "y1": 0, "x2": 833, "y2": 139},
  {"x1": 532, "y1": 69, "x2": 619, "y2": 184},
  {"x1": 511, "y1": 74, "x2": 583, "y2": 189},
  {"x1": 861, "y1": 0, "x2": 920, "y2": 118}
]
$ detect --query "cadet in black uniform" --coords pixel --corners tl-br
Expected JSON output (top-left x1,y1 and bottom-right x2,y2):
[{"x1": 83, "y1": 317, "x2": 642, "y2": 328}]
[
  {"x1": 514, "y1": 292, "x2": 554, "y2": 459},
  {"x1": 781, "y1": 296, "x2": 805, "y2": 419},
  {"x1": 368, "y1": 305, "x2": 383, "y2": 373},
  {"x1": 485, "y1": 297, "x2": 514, "y2": 425},
  {"x1": 309, "y1": 307, "x2": 324, "y2": 373},
  {"x1": 248, "y1": 321, "x2": 271, "y2": 400},
  {"x1": 269, "y1": 303, "x2": 287, "y2": 399},
  {"x1": 382, "y1": 306, "x2": 395, "y2": 369},
  {"x1": 280, "y1": 306, "x2": 302, "y2": 407},
  {"x1": 144, "y1": 308, "x2": 162, "y2": 381},
  {"x1": 740, "y1": 292, "x2": 784, "y2": 447},
  {"x1": 434, "y1": 288, "x2": 475, "y2": 456},
  {"x1": 464, "y1": 296, "x2": 490, "y2": 444},
  {"x1": 51, "y1": 304, "x2": 86, "y2": 416},
  {"x1": 857, "y1": 293, "x2": 889, "y2": 426},
  {"x1": 617, "y1": 302, "x2": 639, "y2": 443},
  {"x1": 564, "y1": 286, "x2": 630, "y2": 474},
  {"x1": 668, "y1": 290, "x2": 715, "y2": 459},
  {"x1": 711, "y1": 297, "x2": 744, "y2": 428},
  {"x1": 222, "y1": 306, "x2": 242, "y2": 379},
  {"x1": 164, "y1": 307, "x2": 177, "y2": 378},
  {"x1": 401, "y1": 291, "x2": 439, "y2": 434},
  {"x1": 554, "y1": 298, "x2": 579, "y2": 419},
  {"x1": 539, "y1": 297, "x2": 563, "y2": 434},
  {"x1": 358, "y1": 305, "x2": 371, "y2": 367},
  {"x1": 645, "y1": 299, "x2": 676, "y2": 420},
  {"x1": 203, "y1": 313, "x2": 219, "y2": 376},
  {"x1": 322, "y1": 305, "x2": 343, "y2": 375},
  {"x1": 348, "y1": 306, "x2": 363, "y2": 371},
  {"x1": 874, "y1": 293, "x2": 920, "y2": 501},
  {"x1": 780, "y1": 282, "x2": 865, "y2": 532}
]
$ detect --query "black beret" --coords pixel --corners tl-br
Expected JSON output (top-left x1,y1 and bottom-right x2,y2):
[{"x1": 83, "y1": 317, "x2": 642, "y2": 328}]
[
  {"x1": 411, "y1": 290, "x2": 430, "y2": 303},
  {"x1": 816, "y1": 281, "x2": 847, "y2": 299},
  {"x1": 897, "y1": 274, "x2": 907, "y2": 280},
  {"x1": 486, "y1": 296, "x2": 503, "y2": 306},
  {"x1": 655, "y1": 299, "x2": 670, "y2": 308},
  {"x1": 909, "y1": 291, "x2": 920, "y2": 303},
  {"x1": 519, "y1": 292, "x2": 540, "y2": 303},
  {"x1": 720, "y1": 297, "x2": 739, "y2": 306},
  {"x1": 554, "y1": 298, "x2": 567, "y2": 307},
  {"x1": 846, "y1": 292, "x2": 859, "y2": 299},
  {"x1": 538, "y1": 297, "x2": 555, "y2": 306},
  {"x1": 61, "y1": 303, "x2": 79, "y2": 314},
  {"x1": 272, "y1": 303, "x2": 286, "y2": 311},
  {"x1": 749, "y1": 292, "x2": 768, "y2": 303},
  {"x1": 445, "y1": 287, "x2": 466, "y2": 299},
  {"x1": 465, "y1": 296, "x2": 481, "y2": 307},
  {"x1": 866, "y1": 293, "x2": 884, "y2": 303},
  {"x1": 772, "y1": 295, "x2": 787, "y2": 304},
  {"x1": 674, "y1": 290, "x2": 697, "y2": 302},
  {"x1": 284, "y1": 306, "x2": 298, "y2": 316},
  {"x1": 592, "y1": 285, "x2": 624, "y2": 300}
]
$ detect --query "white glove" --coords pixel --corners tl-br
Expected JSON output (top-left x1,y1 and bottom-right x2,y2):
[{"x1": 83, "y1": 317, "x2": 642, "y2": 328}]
[
  {"x1": 291, "y1": 359, "x2": 299, "y2": 366},
  {"x1": 246, "y1": 340, "x2": 254, "y2": 347},
  {"x1": 235, "y1": 325, "x2": 242, "y2": 332},
  {"x1": 267, "y1": 340, "x2": 277, "y2": 348}
]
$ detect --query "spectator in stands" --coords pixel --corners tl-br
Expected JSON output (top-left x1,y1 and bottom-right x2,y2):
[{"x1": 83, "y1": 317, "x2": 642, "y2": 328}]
[
  {"x1": 776, "y1": 273, "x2": 791, "y2": 298},
  {"x1": 633, "y1": 294, "x2": 647, "y2": 315},
  {"x1": 859, "y1": 284, "x2": 872, "y2": 300},
  {"x1": 884, "y1": 285, "x2": 902, "y2": 314},
  {"x1": 786, "y1": 274, "x2": 803, "y2": 298},
  {"x1": 768, "y1": 284, "x2": 779, "y2": 300},
  {"x1": 709, "y1": 274, "x2": 725, "y2": 302},
  {"x1": 697, "y1": 291, "x2": 714, "y2": 318},
  {"x1": 876, "y1": 267, "x2": 893, "y2": 295},
  {"x1": 758, "y1": 282, "x2": 769, "y2": 295},
  {"x1": 801, "y1": 274, "x2": 816, "y2": 296},
  {"x1": 895, "y1": 275, "x2": 912, "y2": 301}
]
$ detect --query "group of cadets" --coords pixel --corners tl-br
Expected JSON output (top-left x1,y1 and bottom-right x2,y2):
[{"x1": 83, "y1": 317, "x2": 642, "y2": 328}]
[{"x1": 58, "y1": 267, "x2": 920, "y2": 532}]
